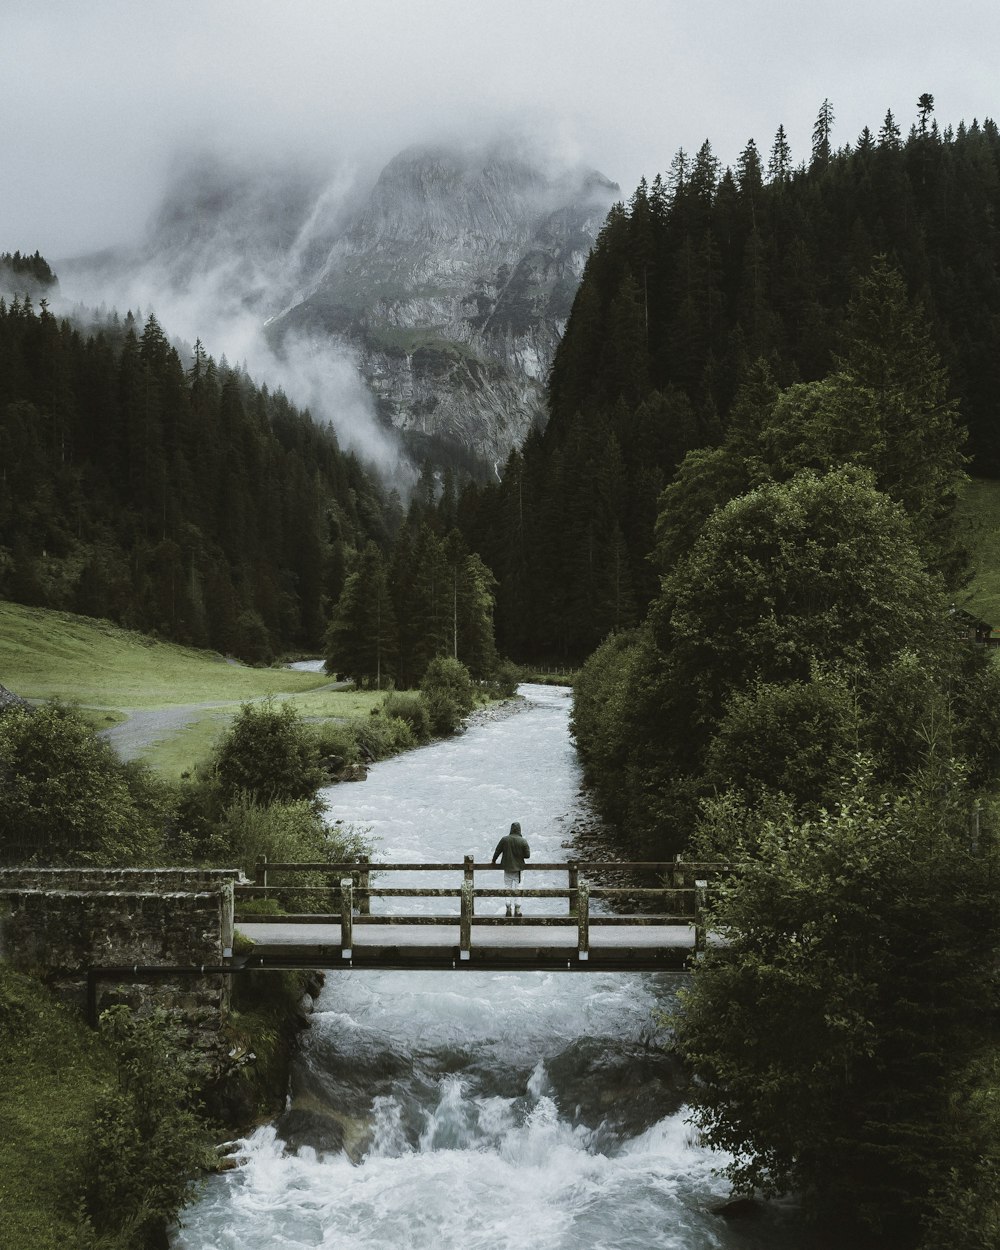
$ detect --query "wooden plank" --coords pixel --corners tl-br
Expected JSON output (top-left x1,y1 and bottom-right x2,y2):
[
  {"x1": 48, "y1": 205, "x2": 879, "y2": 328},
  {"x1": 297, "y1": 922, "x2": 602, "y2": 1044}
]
[
  {"x1": 254, "y1": 860, "x2": 681, "y2": 873},
  {"x1": 235, "y1": 912, "x2": 696, "y2": 926}
]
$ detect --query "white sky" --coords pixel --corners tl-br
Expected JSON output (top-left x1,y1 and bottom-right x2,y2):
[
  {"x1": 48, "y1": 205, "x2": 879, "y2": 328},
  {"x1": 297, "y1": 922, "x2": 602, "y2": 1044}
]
[{"x1": 3, "y1": 0, "x2": 999, "y2": 256}]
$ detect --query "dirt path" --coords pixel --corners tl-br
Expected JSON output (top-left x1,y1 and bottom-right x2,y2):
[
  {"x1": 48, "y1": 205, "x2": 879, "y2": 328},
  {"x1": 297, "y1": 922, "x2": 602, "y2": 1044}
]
[
  {"x1": 97, "y1": 702, "x2": 233, "y2": 761},
  {"x1": 98, "y1": 678, "x2": 348, "y2": 761}
]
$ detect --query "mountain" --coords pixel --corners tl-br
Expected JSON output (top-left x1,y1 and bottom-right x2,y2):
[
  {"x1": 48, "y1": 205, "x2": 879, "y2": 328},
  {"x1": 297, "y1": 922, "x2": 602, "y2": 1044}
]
[
  {"x1": 268, "y1": 144, "x2": 619, "y2": 471},
  {"x1": 60, "y1": 143, "x2": 619, "y2": 475}
]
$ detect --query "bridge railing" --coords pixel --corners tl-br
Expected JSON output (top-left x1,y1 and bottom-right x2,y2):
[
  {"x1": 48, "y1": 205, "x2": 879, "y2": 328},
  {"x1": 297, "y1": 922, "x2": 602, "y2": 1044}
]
[{"x1": 234, "y1": 857, "x2": 737, "y2": 959}]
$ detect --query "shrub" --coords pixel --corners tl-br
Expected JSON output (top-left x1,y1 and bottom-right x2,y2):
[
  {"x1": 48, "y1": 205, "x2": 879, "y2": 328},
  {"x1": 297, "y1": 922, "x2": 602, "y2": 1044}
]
[
  {"x1": 420, "y1": 656, "x2": 476, "y2": 735},
  {"x1": 486, "y1": 659, "x2": 522, "y2": 699},
  {"x1": 210, "y1": 796, "x2": 371, "y2": 909},
  {"x1": 354, "y1": 712, "x2": 416, "y2": 759},
  {"x1": 212, "y1": 699, "x2": 325, "y2": 807},
  {"x1": 0, "y1": 702, "x2": 168, "y2": 865},
  {"x1": 381, "y1": 691, "x2": 432, "y2": 742},
  {"x1": 84, "y1": 1006, "x2": 212, "y2": 1246},
  {"x1": 311, "y1": 720, "x2": 361, "y2": 767}
]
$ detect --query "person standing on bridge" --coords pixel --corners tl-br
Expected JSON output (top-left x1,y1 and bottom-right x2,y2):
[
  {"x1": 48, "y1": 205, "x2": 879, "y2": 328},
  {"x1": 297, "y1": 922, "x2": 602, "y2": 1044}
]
[{"x1": 492, "y1": 820, "x2": 530, "y2": 916}]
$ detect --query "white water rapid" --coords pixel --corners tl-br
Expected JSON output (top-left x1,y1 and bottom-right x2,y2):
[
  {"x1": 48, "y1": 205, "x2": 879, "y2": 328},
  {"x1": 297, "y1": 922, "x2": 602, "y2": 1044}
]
[{"x1": 172, "y1": 685, "x2": 798, "y2": 1249}]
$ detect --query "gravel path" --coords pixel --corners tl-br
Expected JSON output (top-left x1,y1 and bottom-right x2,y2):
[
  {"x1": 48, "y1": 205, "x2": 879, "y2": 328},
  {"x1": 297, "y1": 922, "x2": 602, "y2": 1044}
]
[
  {"x1": 98, "y1": 677, "x2": 348, "y2": 761},
  {"x1": 98, "y1": 702, "x2": 236, "y2": 761}
]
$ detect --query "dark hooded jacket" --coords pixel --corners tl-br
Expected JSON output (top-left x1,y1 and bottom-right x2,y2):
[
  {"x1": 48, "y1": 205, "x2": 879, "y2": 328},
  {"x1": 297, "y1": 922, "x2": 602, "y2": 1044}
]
[{"x1": 492, "y1": 821, "x2": 530, "y2": 874}]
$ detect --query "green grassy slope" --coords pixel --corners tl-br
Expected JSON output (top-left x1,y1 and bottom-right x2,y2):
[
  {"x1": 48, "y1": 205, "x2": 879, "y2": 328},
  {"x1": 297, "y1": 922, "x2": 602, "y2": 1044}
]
[
  {"x1": 0, "y1": 602, "x2": 332, "y2": 707},
  {"x1": 0, "y1": 602, "x2": 385, "y2": 777},
  {"x1": 956, "y1": 477, "x2": 1000, "y2": 627}
]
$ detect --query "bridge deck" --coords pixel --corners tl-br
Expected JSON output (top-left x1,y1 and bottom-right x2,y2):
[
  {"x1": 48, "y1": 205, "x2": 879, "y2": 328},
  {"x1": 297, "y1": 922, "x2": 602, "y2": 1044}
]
[{"x1": 237, "y1": 921, "x2": 697, "y2": 972}]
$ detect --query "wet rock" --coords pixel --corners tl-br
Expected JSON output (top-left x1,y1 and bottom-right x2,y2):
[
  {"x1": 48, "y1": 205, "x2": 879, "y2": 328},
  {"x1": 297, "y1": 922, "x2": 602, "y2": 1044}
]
[
  {"x1": 543, "y1": 1036, "x2": 689, "y2": 1135},
  {"x1": 711, "y1": 1196, "x2": 763, "y2": 1220},
  {"x1": 275, "y1": 1106, "x2": 346, "y2": 1155}
]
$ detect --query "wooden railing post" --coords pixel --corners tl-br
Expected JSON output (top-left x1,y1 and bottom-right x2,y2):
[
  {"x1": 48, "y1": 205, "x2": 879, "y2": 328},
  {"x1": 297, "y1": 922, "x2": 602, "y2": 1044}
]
[
  {"x1": 694, "y1": 878, "x2": 707, "y2": 956},
  {"x1": 567, "y1": 860, "x2": 579, "y2": 915},
  {"x1": 464, "y1": 854, "x2": 475, "y2": 918},
  {"x1": 460, "y1": 879, "x2": 473, "y2": 960},
  {"x1": 340, "y1": 877, "x2": 353, "y2": 959},
  {"x1": 577, "y1": 879, "x2": 590, "y2": 961},
  {"x1": 255, "y1": 856, "x2": 267, "y2": 889},
  {"x1": 358, "y1": 855, "x2": 370, "y2": 915},
  {"x1": 674, "y1": 854, "x2": 686, "y2": 916}
]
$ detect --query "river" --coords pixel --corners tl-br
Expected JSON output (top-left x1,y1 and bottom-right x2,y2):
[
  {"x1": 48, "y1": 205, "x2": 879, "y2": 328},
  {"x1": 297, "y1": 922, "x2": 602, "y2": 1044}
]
[{"x1": 172, "y1": 684, "x2": 799, "y2": 1249}]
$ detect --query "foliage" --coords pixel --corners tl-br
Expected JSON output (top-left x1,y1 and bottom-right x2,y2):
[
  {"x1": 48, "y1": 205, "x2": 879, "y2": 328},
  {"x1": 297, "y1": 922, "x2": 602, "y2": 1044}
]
[
  {"x1": 207, "y1": 795, "x2": 364, "y2": 879},
  {"x1": 211, "y1": 698, "x2": 325, "y2": 807},
  {"x1": 672, "y1": 765, "x2": 1000, "y2": 1246},
  {"x1": 452, "y1": 105, "x2": 1000, "y2": 662},
  {"x1": 353, "y1": 711, "x2": 417, "y2": 759},
  {"x1": 324, "y1": 541, "x2": 397, "y2": 688},
  {"x1": 569, "y1": 629, "x2": 648, "y2": 825},
  {"x1": 585, "y1": 468, "x2": 955, "y2": 847},
  {"x1": 701, "y1": 674, "x2": 862, "y2": 811},
  {"x1": 420, "y1": 656, "x2": 477, "y2": 735},
  {"x1": 83, "y1": 1006, "x2": 213, "y2": 1246},
  {"x1": 484, "y1": 658, "x2": 523, "y2": 698},
  {"x1": 918, "y1": 1049, "x2": 1000, "y2": 1250},
  {"x1": 0, "y1": 702, "x2": 170, "y2": 865},
  {"x1": 381, "y1": 690, "x2": 432, "y2": 741},
  {"x1": 0, "y1": 964, "x2": 115, "y2": 1249},
  {"x1": 0, "y1": 300, "x2": 390, "y2": 655}
]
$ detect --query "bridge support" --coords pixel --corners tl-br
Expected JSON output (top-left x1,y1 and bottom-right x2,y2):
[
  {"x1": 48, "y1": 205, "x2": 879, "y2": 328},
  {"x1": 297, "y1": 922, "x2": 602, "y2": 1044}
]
[
  {"x1": 577, "y1": 880, "x2": 590, "y2": 960},
  {"x1": 340, "y1": 878, "x2": 353, "y2": 958},
  {"x1": 460, "y1": 880, "x2": 473, "y2": 959}
]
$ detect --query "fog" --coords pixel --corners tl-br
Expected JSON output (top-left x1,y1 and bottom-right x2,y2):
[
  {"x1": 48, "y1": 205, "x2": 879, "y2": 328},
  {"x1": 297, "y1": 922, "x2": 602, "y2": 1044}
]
[
  {"x1": 5, "y1": 0, "x2": 1000, "y2": 475},
  {"x1": 5, "y1": 0, "x2": 1000, "y2": 257}
]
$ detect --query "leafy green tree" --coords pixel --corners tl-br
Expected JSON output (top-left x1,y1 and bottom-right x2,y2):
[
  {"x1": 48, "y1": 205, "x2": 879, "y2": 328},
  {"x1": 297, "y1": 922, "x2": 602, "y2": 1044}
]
[
  {"x1": 0, "y1": 703, "x2": 167, "y2": 865},
  {"x1": 210, "y1": 698, "x2": 325, "y2": 808},
  {"x1": 594, "y1": 467, "x2": 950, "y2": 849},
  {"x1": 672, "y1": 764, "x2": 1000, "y2": 1247}
]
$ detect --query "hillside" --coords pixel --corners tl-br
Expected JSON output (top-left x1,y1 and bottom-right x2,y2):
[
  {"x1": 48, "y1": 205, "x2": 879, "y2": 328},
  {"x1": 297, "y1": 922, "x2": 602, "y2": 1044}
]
[
  {"x1": 0, "y1": 602, "x2": 386, "y2": 777},
  {"x1": 0, "y1": 296, "x2": 392, "y2": 657},
  {"x1": 453, "y1": 109, "x2": 1000, "y2": 662}
]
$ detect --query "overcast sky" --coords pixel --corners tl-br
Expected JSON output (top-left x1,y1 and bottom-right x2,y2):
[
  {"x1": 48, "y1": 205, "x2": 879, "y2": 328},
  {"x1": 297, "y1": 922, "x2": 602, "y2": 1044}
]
[{"x1": 3, "y1": 0, "x2": 1000, "y2": 257}]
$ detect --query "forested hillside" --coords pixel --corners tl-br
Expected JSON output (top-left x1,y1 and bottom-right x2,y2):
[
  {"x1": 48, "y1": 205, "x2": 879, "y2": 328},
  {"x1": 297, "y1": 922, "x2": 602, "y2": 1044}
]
[
  {"x1": 0, "y1": 298, "x2": 392, "y2": 661},
  {"x1": 456, "y1": 102, "x2": 1000, "y2": 661},
  {"x1": 540, "y1": 101, "x2": 1000, "y2": 1247}
]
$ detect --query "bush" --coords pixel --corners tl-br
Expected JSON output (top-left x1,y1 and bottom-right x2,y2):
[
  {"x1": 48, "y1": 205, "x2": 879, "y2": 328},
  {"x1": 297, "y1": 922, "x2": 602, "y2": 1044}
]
[
  {"x1": 209, "y1": 796, "x2": 371, "y2": 909},
  {"x1": 354, "y1": 712, "x2": 416, "y2": 759},
  {"x1": 381, "y1": 691, "x2": 432, "y2": 742},
  {"x1": 486, "y1": 659, "x2": 522, "y2": 699},
  {"x1": 420, "y1": 656, "x2": 476, "y2": 735},
  {"x1": 0, "y1": 702, "x2": 169, "y2": 865},
  {"x1": 212, "y1": 699, "x2": 325, "y2": 807},
  {"x1": 311, "y1": 720, "x2": 361, "y2": 767},
  {"x1": 84, "y1": 1006, "x2": 212, "y2": 1246}
]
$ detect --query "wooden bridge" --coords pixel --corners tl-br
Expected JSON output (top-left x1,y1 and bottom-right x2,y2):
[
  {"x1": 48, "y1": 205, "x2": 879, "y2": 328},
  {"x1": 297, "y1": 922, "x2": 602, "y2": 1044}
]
[{"x1": 234, "y1": 858, "x2": 722, "y2": 973}]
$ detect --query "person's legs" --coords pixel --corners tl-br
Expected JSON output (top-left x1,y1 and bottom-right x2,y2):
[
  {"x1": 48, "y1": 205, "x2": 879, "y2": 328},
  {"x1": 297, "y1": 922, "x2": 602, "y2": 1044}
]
[{"x1": 504, "y1": 870, "x2": 518, "y2": 916}]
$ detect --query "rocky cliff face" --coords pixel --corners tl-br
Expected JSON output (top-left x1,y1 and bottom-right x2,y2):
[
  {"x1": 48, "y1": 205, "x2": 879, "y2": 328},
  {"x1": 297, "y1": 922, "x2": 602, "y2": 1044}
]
[
  {"x1": 269, "y1": 144, "x2": 618, "y2": 470},
  {"x1": 61, "y1": 143, "x2": 618, "y2": 473}
]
